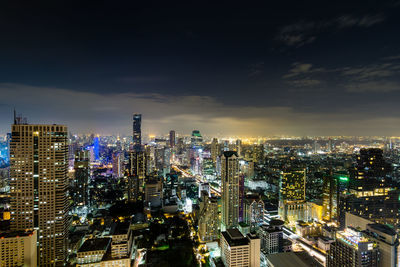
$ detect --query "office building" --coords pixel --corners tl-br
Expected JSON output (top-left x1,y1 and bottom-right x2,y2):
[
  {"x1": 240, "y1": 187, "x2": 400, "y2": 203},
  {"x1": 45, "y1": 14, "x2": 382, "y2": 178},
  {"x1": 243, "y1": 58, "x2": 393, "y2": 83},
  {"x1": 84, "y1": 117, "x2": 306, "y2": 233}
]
[
  {"x1": 350, "y1": 148, "x2": 391, "y2": 197},
  {"x1": 221, "y1": 151, "x2": 240, "y2": 230},
  {"x1": 169, "y1": 130, "x2": 175, "y2": 148},
  {"x1": 112, "y1": 151, "x2": 124, "y2": 178},
  {"x1": 132, "y1": 114, "x2": 142, "y2": 151},
  {"x1": 243, "y1": 194, "x2": 264, "y2": 229},
  {"x1": 145, "y1": 178, "x2": 163, "y2": 207},
  {"x1": 220, "y1": 228, "x2": 260, "y2": 267},
  {"x1": 327, "y1": 227, "x2": 379, "y2": 267},
  {"x1": 74, "y1": 150, "x2": 90, "y2": 206},
  {"x1": 10, "y1": 122, "x2": 69, "y2": 266},
  {"x1": 0, "y1": 230, "x2": 37, "y2": 267},
  {"x1": 198, "y1": 191, "x2": 220, "y2": 242},
  {"x1": 258, "y1": 219, "x2": 284, "y2": 255},
  {"x1": 279, "y1": 169, "x2": 306, "y2": 222},
  {"x1": 211, "y1": 138, "x2": 219, "y2": 167}
]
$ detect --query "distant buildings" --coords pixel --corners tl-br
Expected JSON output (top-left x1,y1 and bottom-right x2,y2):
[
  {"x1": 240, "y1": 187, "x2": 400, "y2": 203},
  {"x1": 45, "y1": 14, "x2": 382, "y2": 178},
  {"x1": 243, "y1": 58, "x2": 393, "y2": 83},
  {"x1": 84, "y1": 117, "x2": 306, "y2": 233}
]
[
  {"x1": 221, "y1": 151, "x2": 240, "y2": 230},
  {"x1": 132, "y1": 114, "x2": 142, "y2": 151},
  {"x1": 10, "y1": 122, "x2": 69, "y2": 265},
  {"x1": 220, "y1": 229, "x2": 260, "y2": 267}
]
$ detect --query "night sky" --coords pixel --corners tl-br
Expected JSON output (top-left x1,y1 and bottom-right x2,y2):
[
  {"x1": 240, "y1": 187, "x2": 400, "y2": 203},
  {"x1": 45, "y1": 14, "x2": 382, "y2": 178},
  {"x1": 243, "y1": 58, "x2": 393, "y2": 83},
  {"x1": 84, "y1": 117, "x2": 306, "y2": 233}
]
[{"x1": 1, "y1": 0, "x2": 400, "y2": 136}]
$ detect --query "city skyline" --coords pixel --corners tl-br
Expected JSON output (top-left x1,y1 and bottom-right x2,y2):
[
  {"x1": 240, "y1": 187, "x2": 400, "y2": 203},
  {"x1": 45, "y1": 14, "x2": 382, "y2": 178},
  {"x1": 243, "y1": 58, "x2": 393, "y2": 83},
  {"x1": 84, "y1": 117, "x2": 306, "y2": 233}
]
[{"x1": 0, "y1": 1, "x2": 400, "y2": 136}]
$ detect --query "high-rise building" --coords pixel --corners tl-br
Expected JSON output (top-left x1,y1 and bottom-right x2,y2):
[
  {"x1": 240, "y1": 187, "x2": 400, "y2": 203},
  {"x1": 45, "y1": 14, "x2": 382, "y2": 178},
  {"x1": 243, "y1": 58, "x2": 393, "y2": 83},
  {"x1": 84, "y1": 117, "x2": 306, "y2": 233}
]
[
  {"x1": 279, "y1": 169, "x2": 306, "y2": 222},
  {"x1": 220, "y1": 228, "x2": 260, "y2": 267},
  {"x1": 191, "y1": 130, "x2": 203, "y2": 148},
  {"x1": 145, "y1": 178, "x2": 163, "y2": 207},
  {"x1": 198, "y1": 191, "x2": 220, "y2": 242},
  {"x1": 0, "y1": 230, "x2": 37, "y2": 267},
  {"x1": 130, "y1": 150, "x2": 146, "y2": 188},
  {"x1": 236, "y1": 139, "x2": 242, "y2": 157},
  {"x1": 258, "y1": 219, "x2": 284, "y2": 255},
  {"x1": 132, "y1": 114, "x2": 142, "y2": 151},
  {"x1": 112, "y1": 152, "x2": 124, "y2": 178},
  {"x1": 350, "y1": 148, "x2": 391, "y2": 197},
  {"x1": 169, "y1": 130, "x2": 175, "y2": 148},
  {"x1": 10, "y1": 122, "x2": 69, "y2": 266},
  {"x1": 221, "y1": 151, "x2": 240, "y2": 230},
  {"x1": 243, "y1": 194, "x2": 264, "y2": 229},
  {"x1": 211, "y1": 138, "x2": 219, "y2": 167},
  {"x1": 74, "y1": 150, "x2": 90, "y2": 206},
  {"x1": 327, "y1": 227, "x2": 379, "y2": 267}
]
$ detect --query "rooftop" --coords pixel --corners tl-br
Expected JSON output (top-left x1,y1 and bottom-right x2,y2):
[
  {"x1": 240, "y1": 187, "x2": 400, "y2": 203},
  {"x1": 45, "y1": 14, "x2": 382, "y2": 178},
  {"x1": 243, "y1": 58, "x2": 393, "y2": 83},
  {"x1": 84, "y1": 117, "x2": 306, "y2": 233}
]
[
  {"x1": 0, "y1": 230, "x2": 35, "y2": 239},
  {"x1": 78, "y1": 238, "x2": 111, "y2": 253},
  {"x1": 265, "y1": 252, "x2": 311, "y2": 267},
  {"x1": 222, "y1": 229, "x2": 249, "y2": 247},
  {"x1": 367, "y1": 223, "x2": 396, "y2": 236}
]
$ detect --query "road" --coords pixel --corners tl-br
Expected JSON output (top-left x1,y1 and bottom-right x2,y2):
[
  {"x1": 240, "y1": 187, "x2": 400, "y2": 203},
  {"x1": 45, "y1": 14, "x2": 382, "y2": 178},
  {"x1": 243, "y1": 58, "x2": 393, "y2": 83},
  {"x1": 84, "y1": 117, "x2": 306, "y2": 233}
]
[{"x1": 173, "y1": 164, "x2": 326, "y2": 266}]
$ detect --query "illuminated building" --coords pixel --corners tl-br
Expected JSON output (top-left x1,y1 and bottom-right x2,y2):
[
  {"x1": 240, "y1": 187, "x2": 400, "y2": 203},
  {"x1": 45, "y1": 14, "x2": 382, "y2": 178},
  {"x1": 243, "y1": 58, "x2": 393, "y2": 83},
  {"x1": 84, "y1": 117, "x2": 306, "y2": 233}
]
[
  {"x1": 130, "y1": 150, "x2": 146, "y2": 187},
  {"x1": 339, "y1": 190, "x2": 400, "y2": 228},
  {"x1": 0, "y1": 230, "x2": 37, "y2": 267},
  {"x1": 191, "y1": 130, "x2": 203, "y2": 148},
  {"x1": 236, "y1": 139, "x2": 242, "y2": 156},
  {"x1": 74, "y1": 150, "x2": 90, "y2": 206},
  {"x1": 220, "y1": 229, "x2": 260, "y2": 267},
  {"x1": 198, "y1": 191, "x2": 219, "y2": 242},
  {"x1": 258, "y1": 219, "x2": 284, "y2": 255},
  {"x1": 345, "y1": 212, "x2": 399, "y2": 267},
  {"x1": 169, "y1": 130, "x2": 175, "y2": 148},
  {"x1": 112, "y1": 151, "x2": 124, "y2": 178},
  {"x1": 253, "y1": 144, "x2": 264, "y2": 164},
  {"x1": 10, "y1": 122, "x2": 69, "y2": 266},
  {"x1": 350, "y1": 148, "x2": 392, "y2": 197},
  {"x1": 93, "y1": 136, "x2": 100, "y2": 161},
  {"x1": 211, "y1": 138, "x2": 219, "y2": 167},
  {"x1": 77, "y1": 238, "x2": 111, "y2": 266},
  {"x1": 327, "y1": 227, "x2": 379, "y2": 267},
  {"x1": 221, "y1": 151, "x2": 240, "y2": 230},
  {"x1": 132, "y1": 114, "x2": 142, "y2": 151},
  {"x1": 322, "y1": 174, "x2": 337, "y2": 221},
  {"x1": 243, "y1": 194, "x2": 264, "y2": 229},
  {"x1": 145, "y1": 178, "x2": 163, "y2": 207},
  {"x1": 278, "y1": 169, "x2": 306, "y2": 222}
]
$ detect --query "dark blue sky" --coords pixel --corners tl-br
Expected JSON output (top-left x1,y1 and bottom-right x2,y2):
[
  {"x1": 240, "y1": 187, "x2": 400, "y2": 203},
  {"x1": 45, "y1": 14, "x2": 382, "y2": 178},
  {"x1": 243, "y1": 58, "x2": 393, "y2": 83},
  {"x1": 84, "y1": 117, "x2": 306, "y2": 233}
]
[{"x1": 1, "y1": 0, "x2": 400, "y2": 136}]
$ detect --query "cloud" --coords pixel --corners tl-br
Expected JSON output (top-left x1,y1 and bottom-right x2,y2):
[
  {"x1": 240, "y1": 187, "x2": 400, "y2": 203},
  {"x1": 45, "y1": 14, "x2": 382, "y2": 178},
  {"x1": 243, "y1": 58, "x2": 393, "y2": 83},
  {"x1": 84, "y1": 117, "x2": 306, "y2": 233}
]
[
  {"x1": 340, "y1": 63, "x2": 397, "y2": 81},
  {"x1": 283, "y1": 62, "x2": 321, "y2": 78},
  {"x1": 287, "y1": 78, "x2": 321, "y2": 87},
  {"x1": 277, "y1": 13, "x2": 386, "y2": 47},
  {"x1": 2, "y1": 83, "x2": 400, "y2": 136},
  {"x1": 346, "y1": 81, "x2": 400, "y2": 93}
]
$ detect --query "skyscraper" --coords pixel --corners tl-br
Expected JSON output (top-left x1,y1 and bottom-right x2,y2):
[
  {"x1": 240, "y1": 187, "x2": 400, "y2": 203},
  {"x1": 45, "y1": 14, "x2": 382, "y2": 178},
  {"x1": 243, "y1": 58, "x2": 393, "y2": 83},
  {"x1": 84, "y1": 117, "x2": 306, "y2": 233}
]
[
  {"x1": 74, "y1": 150, "x2": 90, "y2": 206},
  {"x1": 221, "y1": 151, "x2": 240, "y2": 230},
  {"x1": 132, "y1": 114, "x2": 142, "y2": 151},
  {"x1": 10, "y1": 122, "x2": 69, "y2": 266},
  {"x1": 279, "y1": 168, "x2": 307, "y2": 222},
  {"x1": 169, "y1": 130, "x2": 175, "y2": 148},
  {"x1": 211, "y1": 138, "x2": 219, "y2": 167},
  {"x1": 327, "y1": 228, "x2": 379, "y2": 267}
]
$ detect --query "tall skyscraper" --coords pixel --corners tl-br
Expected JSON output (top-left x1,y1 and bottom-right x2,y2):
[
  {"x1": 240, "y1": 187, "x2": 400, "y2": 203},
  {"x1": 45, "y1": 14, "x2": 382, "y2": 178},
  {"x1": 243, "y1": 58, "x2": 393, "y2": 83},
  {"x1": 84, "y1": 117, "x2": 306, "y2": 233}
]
[
  {"x1": 211, "y1": 138, "x2": 219, "y2": 167},
  {"x1": 128, "y1": 150, "x2": 146, "y2": 201},
  {"x1": 198, "y1": 190, "x2": 219, "y2": 242},
  {"x1": 221, "y1": 151, "x2": 240, "y2": 230},
  {"x1": 132, "y1": 114, "x2": 142, "y2": 151},
  {"x1": 169, "y1": 130, "x2": 175, "y2": 148},
  {"x1": 74, "y1": 150, "x2": 90, "y2": 206},
  {"x1": 10, "y1": 122, "x2": 69, "y2": 266},
  {"x1": 350, "y1": 148, "x2": 391, "y2": 197}
]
